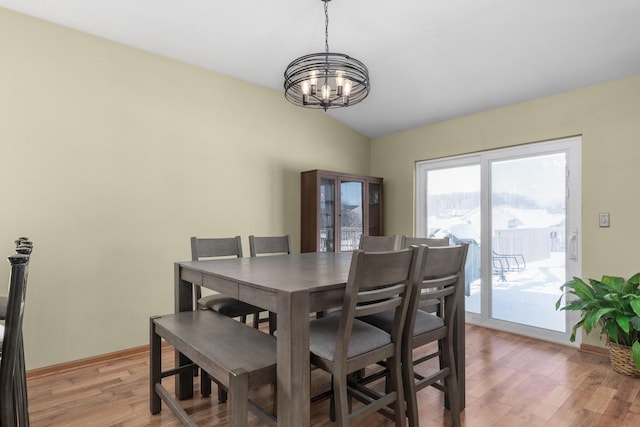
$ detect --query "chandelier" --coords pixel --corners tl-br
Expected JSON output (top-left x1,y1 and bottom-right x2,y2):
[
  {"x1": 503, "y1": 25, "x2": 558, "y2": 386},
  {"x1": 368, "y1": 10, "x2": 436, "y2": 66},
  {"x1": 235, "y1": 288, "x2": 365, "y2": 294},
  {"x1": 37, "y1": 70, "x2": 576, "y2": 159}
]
[{"x1": 283, "y1": 0, "x2": 370, "y2": 111}]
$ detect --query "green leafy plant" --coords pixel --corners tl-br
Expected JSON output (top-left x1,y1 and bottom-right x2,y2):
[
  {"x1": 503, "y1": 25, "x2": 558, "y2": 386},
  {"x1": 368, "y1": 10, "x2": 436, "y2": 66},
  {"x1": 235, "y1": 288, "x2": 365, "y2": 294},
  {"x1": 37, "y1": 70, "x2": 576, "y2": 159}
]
[{"x1": 555, "y1": 273, "x2": 640, "y2": 371}]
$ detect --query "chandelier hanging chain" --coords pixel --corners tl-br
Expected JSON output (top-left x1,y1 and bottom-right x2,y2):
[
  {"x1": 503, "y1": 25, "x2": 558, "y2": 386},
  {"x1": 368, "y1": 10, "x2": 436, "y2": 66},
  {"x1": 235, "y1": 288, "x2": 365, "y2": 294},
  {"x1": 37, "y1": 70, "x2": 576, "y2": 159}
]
[
  {"x1": 323, "y1": 0, "x2": 330, "y2": 87},
  {"x1": 324, "y1": 0, "x2": 329, "y2": 54}
]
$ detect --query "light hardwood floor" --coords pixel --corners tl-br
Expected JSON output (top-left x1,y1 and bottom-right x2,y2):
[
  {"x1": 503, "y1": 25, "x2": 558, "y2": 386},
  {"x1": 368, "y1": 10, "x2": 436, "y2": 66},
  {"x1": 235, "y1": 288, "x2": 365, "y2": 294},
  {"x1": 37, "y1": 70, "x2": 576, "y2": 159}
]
[{"x1": 26, "y1": 325, "x2": 640, "y2": 426}]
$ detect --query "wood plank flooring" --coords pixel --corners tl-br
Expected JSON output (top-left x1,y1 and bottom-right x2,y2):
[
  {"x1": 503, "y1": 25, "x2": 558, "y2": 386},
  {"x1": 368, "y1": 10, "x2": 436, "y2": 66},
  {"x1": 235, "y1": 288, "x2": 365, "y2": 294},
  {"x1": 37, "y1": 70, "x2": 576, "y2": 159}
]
[{"x1": 26, "y1": 325, "x2": 640, "y2": 426}]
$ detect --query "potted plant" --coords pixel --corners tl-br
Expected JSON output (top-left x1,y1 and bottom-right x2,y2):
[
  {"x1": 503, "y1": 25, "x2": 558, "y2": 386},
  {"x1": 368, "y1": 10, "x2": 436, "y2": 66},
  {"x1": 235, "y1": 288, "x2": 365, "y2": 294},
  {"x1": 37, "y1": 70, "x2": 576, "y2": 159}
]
[{"x1": 556, "y1": 272, "x2": 640, "y2": 376}]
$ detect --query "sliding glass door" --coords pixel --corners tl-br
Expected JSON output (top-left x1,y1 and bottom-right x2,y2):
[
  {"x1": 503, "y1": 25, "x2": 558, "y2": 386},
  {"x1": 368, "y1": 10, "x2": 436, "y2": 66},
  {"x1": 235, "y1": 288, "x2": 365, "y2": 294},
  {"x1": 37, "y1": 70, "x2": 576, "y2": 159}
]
[
  {"x1": 416, "y1": 137, "x2": 581, "y2": 344},
  {"x1": 490, "y1": 152, "x2": 569, "y2": 331}
]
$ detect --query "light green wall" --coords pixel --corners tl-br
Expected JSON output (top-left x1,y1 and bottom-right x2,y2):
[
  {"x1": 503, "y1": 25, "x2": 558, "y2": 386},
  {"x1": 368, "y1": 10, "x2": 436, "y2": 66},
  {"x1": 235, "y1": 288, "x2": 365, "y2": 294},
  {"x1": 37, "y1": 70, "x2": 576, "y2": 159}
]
[
  {"x1": 0, "y1": 8, "x2": 369, "y2": 369},
  {"x1": 371, "y1": 74, "x2": 640, "y2": 346}
]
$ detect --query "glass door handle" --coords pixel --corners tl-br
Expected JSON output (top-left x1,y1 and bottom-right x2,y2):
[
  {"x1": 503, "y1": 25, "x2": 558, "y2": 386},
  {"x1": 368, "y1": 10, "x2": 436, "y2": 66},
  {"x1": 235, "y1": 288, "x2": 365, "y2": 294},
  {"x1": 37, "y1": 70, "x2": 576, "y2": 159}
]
[{"x1": 568, "y1": 228, "x2": 578, "y2": 261}]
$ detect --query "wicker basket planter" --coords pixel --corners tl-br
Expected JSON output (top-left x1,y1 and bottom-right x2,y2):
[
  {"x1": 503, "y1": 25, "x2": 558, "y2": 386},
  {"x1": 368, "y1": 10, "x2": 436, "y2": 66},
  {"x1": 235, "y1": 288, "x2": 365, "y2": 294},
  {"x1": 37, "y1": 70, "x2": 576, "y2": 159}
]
[
  {"x1": 557, "y1": 273, "x2": 640, "y2": 379},
  {"x1": 609, "y1": 342, "x2": 640, "y2": 377}
]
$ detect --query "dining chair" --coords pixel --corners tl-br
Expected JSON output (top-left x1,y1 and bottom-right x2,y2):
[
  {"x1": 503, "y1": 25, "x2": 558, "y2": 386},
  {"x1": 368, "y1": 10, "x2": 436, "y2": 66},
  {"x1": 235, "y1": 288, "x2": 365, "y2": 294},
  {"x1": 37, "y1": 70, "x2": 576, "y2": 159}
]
[
  {"x1": 360, "y1": 243, "x2": 469, "y2": 427},
  {"x1": 191, "y1": 236, "x2": 268, "y2": 402},
  {"x1": 191, "y1": 236, "x2": 265, "y2": 328},
  {"x1": 308, "y1": 246, "x2": 422, "y2": 427},
  {"x1": 0, "y1": 240, "x2": 33, "y2": 427},
  {"x1": 400, "y1": 235, "x2": 450, "y2": 248},
  {"x1": 248, "y1": 234, "x2": 291, "y2": 335},
  {"x1": 0, "y1": 238, "x2": 32, "y2": 425},
  {"x1": 358, "y1": 234, "x2": 398, "y2": 252}
]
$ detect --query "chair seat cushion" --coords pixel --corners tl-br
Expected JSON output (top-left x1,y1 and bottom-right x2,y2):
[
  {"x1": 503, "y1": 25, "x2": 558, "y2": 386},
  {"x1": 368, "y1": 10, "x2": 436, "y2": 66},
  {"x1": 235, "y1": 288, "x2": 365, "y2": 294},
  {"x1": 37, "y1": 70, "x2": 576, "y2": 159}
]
[
  {"x1": 309, "y1": 315, "x2": 391, "y2": 361},
  {"x1": 360, "y1": 308, "x2": 444, "y2": 336},
  {"x1": 197, "y1": 295, "x2": 263, "y2": 318}
]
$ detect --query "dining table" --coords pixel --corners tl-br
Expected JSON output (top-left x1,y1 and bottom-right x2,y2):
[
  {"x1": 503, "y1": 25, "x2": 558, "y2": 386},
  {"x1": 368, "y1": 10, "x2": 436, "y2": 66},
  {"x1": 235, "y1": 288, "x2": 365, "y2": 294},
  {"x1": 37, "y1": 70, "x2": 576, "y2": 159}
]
[{"x1": 173, "y1": 251, "x2": 466, "y2": 426}]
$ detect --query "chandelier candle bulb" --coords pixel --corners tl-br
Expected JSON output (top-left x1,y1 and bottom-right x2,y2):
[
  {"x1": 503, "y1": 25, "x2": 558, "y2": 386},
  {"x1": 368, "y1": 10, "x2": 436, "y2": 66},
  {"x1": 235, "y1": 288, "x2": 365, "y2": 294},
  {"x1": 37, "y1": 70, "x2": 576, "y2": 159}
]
[
  {"x1": 322, "y1": 84, "x2": 331, "y2": 102},
  {"x1": 344, "y1": 80, "x2": 352, "y2": 96},
  {"x1": 302, "y1": 81, "x2": 310, "y2": 104},
  {"x1": 310, "y1": 71, "x2": 318, "y2": 95},
  {"x1": 336, "y1": 71, "x2": 344, "y2": 96}
]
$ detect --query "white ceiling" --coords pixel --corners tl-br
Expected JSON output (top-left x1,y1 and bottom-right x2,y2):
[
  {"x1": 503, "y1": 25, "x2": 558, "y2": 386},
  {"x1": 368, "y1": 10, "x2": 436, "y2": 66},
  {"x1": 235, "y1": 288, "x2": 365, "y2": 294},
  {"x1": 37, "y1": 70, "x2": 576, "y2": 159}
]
[{"x1": 2, "y1": 0, "x2": 640, "y2": 138}]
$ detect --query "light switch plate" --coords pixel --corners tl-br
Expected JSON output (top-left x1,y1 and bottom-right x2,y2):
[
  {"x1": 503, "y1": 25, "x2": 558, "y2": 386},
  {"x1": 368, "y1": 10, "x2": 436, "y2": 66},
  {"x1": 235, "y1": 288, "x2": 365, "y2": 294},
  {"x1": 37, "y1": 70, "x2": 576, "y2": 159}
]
[{"x1": 599, "y1": 212, "x2": 610, "y2": 228}]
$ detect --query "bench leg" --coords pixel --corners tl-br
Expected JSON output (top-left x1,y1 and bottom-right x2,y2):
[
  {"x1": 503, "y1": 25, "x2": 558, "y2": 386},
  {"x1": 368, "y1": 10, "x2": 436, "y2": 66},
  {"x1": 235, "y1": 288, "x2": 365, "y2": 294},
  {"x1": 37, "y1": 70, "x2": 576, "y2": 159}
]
[
  {"x1": 228, "y1": 369, "x2": 249, "y2": 427},
  {"x1": 268, "y1": 312, "x2": 277, "y2": 335},
  {"x1": 200, "y1": 370, "x2": 230, "y2": 404},
  {"x1": 218, "y1": 386, "x2": 228, "y2": 403},
  {"x1": 200, "y1": 370, "x2": 212, "y2": 397},
  {"x1": 150, "y1": 317, "x2": 162, "y2": 414}
]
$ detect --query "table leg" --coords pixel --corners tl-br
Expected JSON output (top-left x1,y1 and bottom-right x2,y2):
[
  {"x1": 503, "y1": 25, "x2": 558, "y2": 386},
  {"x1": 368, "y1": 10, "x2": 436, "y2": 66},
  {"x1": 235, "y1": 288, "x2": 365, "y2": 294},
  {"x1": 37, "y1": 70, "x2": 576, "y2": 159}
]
[
  {"x1": 276, "y1": 290, "x2": 310, "y2": 427},
  {"x1": 174, "y1": 263, "x2": 194, "y2": 400},
  {"x1": 454, "y1": 289, "x2": 465, "y2": 409}
]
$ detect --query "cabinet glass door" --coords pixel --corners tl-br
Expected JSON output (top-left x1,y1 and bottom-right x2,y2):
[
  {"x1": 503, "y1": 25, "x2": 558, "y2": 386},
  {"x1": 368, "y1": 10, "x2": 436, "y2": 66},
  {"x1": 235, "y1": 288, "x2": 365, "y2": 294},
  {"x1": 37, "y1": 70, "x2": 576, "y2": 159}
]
[
  {"x1": 368, "y1": 182, "x2": 382, "y2": 236},
  {"x1": 319, "y1": 178, "x2": 335, "y2": 252},
  {"x1": 340, "y1": 180, "x2": 364, "y2": 251}
]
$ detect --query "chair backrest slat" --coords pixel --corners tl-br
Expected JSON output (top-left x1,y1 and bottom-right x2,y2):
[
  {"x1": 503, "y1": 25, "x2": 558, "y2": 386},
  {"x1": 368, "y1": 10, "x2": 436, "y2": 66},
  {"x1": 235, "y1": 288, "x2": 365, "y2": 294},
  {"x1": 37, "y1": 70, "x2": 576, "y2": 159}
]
[
  {"x1": 357, "y1": 283, "x2": 406, "y2": 304},
  {"x1": 421, "y1": 246, "x2": 466, "y2": 278},
  {"x1": 419, "y1": 275, "x2": 459, "y2": 298},
  {"x1": 190, "y1": 236, "x2": 243, "y2": 260},
  {"x1": 249, "y1": 235, "x2": 291, "y2": 257},
  {"x1": 355, "y1": 297, "x2": 403, "y2": 318},
  {"x1": 400, "y1": 236, "x2": 450, "y2": 249},
  {"x1": 418, "y1": 285, "x2": 456, "y2": 302},
  {"x1": 358, "y1": 235, "x2": 398, "y2": 252}
]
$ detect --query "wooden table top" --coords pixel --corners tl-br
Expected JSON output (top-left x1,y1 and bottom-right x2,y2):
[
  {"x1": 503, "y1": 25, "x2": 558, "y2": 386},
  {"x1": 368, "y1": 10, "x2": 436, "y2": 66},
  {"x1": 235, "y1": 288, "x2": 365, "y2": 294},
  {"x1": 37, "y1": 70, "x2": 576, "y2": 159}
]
[{"x1": 178, "y1": 251, "x2": 353, "y2": 293}]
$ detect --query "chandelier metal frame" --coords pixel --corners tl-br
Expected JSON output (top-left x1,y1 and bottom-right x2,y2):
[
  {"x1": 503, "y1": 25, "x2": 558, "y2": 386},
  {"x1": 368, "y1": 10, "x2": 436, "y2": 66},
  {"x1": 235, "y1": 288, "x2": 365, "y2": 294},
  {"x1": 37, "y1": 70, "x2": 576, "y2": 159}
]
[{"x1": 283, "y1": 0, "x2": 370, "y2": 111}]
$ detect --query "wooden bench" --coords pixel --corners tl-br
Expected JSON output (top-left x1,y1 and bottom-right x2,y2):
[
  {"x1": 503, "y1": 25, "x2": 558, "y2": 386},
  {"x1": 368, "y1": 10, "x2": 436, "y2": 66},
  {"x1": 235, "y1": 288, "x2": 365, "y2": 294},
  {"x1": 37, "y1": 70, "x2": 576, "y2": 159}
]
[{"x1": 150, "y1": 310, "x2": 277, "y2": 427}]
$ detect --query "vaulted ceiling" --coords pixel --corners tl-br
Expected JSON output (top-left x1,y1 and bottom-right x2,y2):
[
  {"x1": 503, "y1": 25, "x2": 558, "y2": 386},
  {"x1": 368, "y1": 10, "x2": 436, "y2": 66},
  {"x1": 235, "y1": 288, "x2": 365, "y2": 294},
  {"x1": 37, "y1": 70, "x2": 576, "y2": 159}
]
[{"x1": 2, "y1": 0, "x2": 639, "y2": 138}]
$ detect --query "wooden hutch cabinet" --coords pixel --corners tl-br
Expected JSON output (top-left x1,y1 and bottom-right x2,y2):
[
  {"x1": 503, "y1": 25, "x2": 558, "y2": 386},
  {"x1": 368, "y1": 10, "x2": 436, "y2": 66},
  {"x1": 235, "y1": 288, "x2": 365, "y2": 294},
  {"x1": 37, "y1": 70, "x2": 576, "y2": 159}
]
[{"x1": 301, "y1": 169, "x2": 383, "y2": 252}]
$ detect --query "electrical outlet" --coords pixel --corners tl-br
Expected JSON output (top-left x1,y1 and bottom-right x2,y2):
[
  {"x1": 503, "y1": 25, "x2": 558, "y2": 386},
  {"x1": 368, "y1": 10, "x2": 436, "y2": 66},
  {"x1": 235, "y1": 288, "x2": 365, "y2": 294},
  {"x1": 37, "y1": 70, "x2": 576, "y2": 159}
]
[{"x1": 599, "y1": 212, "x2": 610, "y2": 228}]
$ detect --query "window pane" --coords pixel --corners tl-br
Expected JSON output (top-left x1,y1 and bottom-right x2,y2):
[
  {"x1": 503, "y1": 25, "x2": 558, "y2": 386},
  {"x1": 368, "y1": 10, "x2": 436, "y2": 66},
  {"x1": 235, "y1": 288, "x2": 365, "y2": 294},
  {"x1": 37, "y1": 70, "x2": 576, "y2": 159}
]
[
  {"x1": 320, "y1": 178, "x2": 335, "y2": 252},
  {"x1": 340, "y1": 181, "x2": 363, "y2": 251},
  {"x1": 490, "y1": 153, "x2": 566, "y2": 331},
  {"x1": 427, "y1": 165, "x2": 481, "y2": 314}
]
